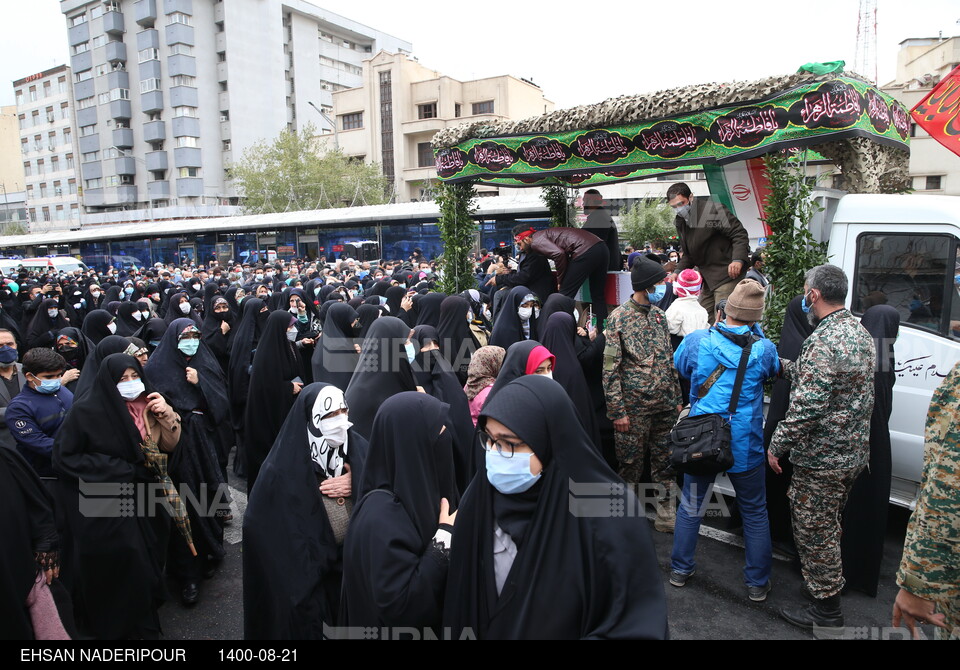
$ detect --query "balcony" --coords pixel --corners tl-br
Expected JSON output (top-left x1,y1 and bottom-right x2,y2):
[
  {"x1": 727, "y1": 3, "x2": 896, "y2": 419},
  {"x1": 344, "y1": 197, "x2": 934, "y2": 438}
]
[
  {"x1": 103, "y1": 10, "x2": 125, "y2": 35},
  {"x1": 134, "y1": 0, "x2": 157, "y2": 26},
  {"x1": 220, "y1": 121, "x2": 231, "y2": 140},
  {"x1": 215, "y1": 32, "x2": 226, "y2": 53},
  {"x1": 76, "y1": 107, "x2": 98, "y2": 128},
  {"x1": 141, "y1": 90, "x2": 163, "y2": 113},
  {"x1": 73, "y1": 79, "x2": 95, "y2": 100},
  {"x1": 169, "y1": 86, "x2": 198, "y2": 108},
  {"x1": 106, "y1": 70, "x2": 129, "y2": 90},
  {"x1": 219, "y1": 91, "x2": 229, "y2": 111},
  {"x1": 71, "y1": 51, "x2": 93, "y2": 73},
  {"x1": 215, "y1": 1, "x2": 225, "y2": 23},
  {"x1": 167, "y1": 54, "x2": 196, "y2": 77},
  {"x1": 114, "y1": 157, "x2": 137, "y2": 175},
  {"x1": 82, "y1": 188, "x2": 105, "y2": 207},
  {"x1": 174, "y1": 147, "x2": 202, "y2": 168},
  {"x1": 165, "y1": 23, "x2": 194, "y2": 47},
  {"x1": 68, "y1": 22, "x2": 90, "y2": 47},
  {"x1": 78, "y1": 134, "x2": 100, "y2": 154},
  {"x1": 143, "y1": 120, "x2": 166, "y2": 142},
  {"x1": 147, "y1": 180, "x2": 170, "y2": 199},
  {"x1": 402, "y1": 118, "x2": 447, "y2": 134},
  {"x1": 105, "y1": 41, "x2": 127, "y2": 64},
  {"x1": 216, "y1": 61, "x2": 228, "y2": 82},
  {"x1": 112, "y1": 128, "x2": 134, "y2": 148},
  {"x1": 80, "y1": 160, "x2": 103, "y2": 180},
  {"x1": 115, "y1": 185, "x2": 139, "y2": 204},
  {"x1": 138, "y1": 60, "x2": 161, "y2": 80},
  {"x1": 171, "y1": 116, "x2": 200, "y2": 138},
  {"x1": 109, "y1": 100, "x2": 132, "y2": 121},
  {"x1": 145, "y1": 151, "x2": 168, "y2": 171},
  {"x1": 137, "y1": 28, "x2": 159, "y2": 50},
  {"x1": 177, "y1": 178, "x2": 203, "y2": 197}
]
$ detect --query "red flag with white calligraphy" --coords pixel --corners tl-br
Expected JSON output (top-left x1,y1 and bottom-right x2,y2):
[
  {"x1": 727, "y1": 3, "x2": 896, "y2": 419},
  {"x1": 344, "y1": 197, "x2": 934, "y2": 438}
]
[{"x1": 911, "y1": 64, "x2": 960, "y2": 158}]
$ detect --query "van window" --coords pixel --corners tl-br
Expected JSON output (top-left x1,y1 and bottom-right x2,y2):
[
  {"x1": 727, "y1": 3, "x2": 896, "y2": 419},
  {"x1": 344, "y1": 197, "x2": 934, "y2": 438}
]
[{"x1": 853, "y1": 233, "x2": 958, "y2": 339}]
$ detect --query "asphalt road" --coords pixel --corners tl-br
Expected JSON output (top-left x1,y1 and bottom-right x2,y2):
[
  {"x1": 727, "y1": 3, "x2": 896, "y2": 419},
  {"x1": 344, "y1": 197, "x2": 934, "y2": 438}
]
[{"x1": 159, "y1": 468, "x2": 936, "y2": 641}]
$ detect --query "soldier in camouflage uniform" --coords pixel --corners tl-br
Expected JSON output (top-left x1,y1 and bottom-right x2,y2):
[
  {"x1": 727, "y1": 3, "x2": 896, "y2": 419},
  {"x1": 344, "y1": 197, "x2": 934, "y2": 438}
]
[
  {"x1": 768, "y1": 265, "x2": 875, "y2": 632},
  {"x1": 893, "y1": 361, "x2": 960, "y2": 640},
  {"x1": 603, "y1": 256, "x2": 682, "y2": 532}
]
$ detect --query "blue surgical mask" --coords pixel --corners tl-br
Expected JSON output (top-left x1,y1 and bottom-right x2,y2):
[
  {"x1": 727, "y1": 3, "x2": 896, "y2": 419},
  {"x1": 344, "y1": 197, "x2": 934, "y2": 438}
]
[
  {"x1": 485, "y1": 449, "x2": 542, "y2": 495},
  {"x1": 0, "y1": 345, "x2": 17, "y2": 364},
  {"x1": 404, "y1": 341, "x2": 416, "y2": 364},
  {"x1": 35, "y1": 378, "x2": 61, "y2": 394},
  {"x1": 124, "y1": 287, "x2": 134, "y2": 295},
  {"x1": 149, "y1": 340, "x2": 161, "y2": 348},
  {"x1": 801, "y1": 290, "x2": 813, "y2": 314},
  {"x1": 647, "y1": 284, "x2": 666, "y2": 304},
  {"x1": 178, "y1": 339, "x2": 200, "y2": 356}
]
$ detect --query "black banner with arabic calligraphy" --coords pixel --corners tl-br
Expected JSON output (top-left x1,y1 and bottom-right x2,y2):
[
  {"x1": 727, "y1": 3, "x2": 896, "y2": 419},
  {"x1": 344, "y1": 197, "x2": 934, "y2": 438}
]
[{"x1": 434, "y1": 77, "x2": 910, "y2": 187}]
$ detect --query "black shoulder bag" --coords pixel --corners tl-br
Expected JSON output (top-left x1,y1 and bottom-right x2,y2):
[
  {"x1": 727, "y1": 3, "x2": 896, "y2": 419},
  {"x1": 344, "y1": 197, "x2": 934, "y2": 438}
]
[{"x1": 669, "y1": 338, "x2": 755, "y2": 476}]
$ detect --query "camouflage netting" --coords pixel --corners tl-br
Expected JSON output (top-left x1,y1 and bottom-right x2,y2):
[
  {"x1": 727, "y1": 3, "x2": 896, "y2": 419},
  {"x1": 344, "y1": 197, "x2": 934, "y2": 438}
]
[{"x1": 432, "y1": 69, "x2": 911, "y2": 194}]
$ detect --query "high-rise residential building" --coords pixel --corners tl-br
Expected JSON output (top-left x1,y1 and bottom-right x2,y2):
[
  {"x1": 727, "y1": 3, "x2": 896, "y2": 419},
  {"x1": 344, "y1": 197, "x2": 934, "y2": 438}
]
[
  {"x1": 59, "y1": 0, "x2": 410, "y2": 220},
  {"x1": 881, "y1": 36, "x2": 960, "y2": 196},
  {"x1": 0, "y1": 105, "x2": 27, "y2": 197},
  {"x1": 12, "y1": 66, "x2": 82, "y2": 231},
  {"x1": 331, "y1": 51, "x2": 555, "y2": 202}
]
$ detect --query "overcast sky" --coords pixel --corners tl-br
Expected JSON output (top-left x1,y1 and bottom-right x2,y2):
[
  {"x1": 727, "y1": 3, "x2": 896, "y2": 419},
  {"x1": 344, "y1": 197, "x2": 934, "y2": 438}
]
[{"x1": 3, "y1": 0, "x2": 958, "y2": 110}]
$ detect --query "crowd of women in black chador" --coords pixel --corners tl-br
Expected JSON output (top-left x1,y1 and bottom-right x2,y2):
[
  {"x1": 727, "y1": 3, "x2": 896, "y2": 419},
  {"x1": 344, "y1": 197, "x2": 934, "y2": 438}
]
[{"x1": 3, "y1": 251, "x2": 901, "y2": 642}]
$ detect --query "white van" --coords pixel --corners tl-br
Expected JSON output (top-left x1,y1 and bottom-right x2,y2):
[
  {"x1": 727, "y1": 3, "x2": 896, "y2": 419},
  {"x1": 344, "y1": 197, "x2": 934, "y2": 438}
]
[
  {"x1": 0, "y1": 258, "x2": 21, "y2": 275},
  {"x1": 19, "y1": 256, "x2": 89, "y2": 275}
]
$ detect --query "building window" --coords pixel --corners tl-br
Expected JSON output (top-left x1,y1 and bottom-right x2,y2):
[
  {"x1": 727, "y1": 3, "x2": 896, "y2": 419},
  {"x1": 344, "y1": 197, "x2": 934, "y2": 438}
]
[
  {"x1": 77, "y1": 96, "x2": 96, "y2": 110},
  {"x1": 82, "y1": 151, "x2": 100, "y2": 162},
  {"x1": 51, "y1": 157, "x2": 59, "y2": 172},
  {"x1": 99, "y1": 88, "x2": 129, "y2": 103},
  {"x1": 36, "y1": 159, "x2": 45, "y2": 175},
  {"x1": 168, "y1": 12, "x2": 192, "y2": 26},
  {"x1": 23, "y1": 162, "x2": 32, "y2": 177},
  {"x1": 58, "y1": 77, "x2": 67, "y2": 93},
  {"x1": 340, "y1": 112, "x2": 363, "y2": 130},
  {"x1": 170, "y1": 75, "x2": 196, "y2": 87},
  {"x1": 103, "y1": 1, "x2": 121, "y2": 13},
  {"x1": 60, "y1": 103, "x2": 70, "y2": 120},
  {"x1": 147, "y1": 111, "x2": 162, "y2": 121},
  {"x1": 29, "y1": 86, "x2": 37, "y2": 101},
  {"x1": 140, "y1": 79, "x2": 161, "y2": 93},
  {"x1": 454, "y1": 103, "x2": 462, "y2": 118},
  {"x1": 31, "y1": 111, "x2": 40, "y2": 126},
  {"x1": 173, "y1": 106, "x2": 197, "y2": 117},
  {"x1": 68, "y1": 179, "x2": 77, "y2": 195},
  {"x1": 170, "y1": 44, "x2": 194, "y2": 56},
  {"x1": 56, "y1": 205, "x2": 65, "y2": 220},
  {"x1": 220, "y1": 111, "x2": 230, "y2": 121},
  {"x1": 41, "y1": 207, "x2": 50, "y2": 222},
  {"x1": 217, "y1": 52, "x2": 226, "y2": 62},
  {"x1": 79, "y1": 125, "x2": 96, "y2": 137},
  {"x1": 102, "y1": 147, "x2": 120, "y2": 159},
  {"x1": 138, "y1": 48, "x2": 160, "y2": 63},
  {"x1": 222, "y1": 140, "x2": 231, "y2": 151},
  {"x1": 92, "y1": 35, "x2": 108, "y2": 48},
  {"x1": 66, "y1": 154, "x2": 74, "y2": 169},
  {"x1": 417, "y1": 142, "x2": 434, "y2": 168},
  {"x1": 925, "y1": 176, "x2": 943, "y2": 191},
  {"x1": 63, "y1": 128, "x2": 72, "y2": 144},
  {"x1": 39, "y1": 183, "x2": 48, "y2": 198},
  {"x1": 418, "y1": 103, "x2": 438, "y2": 120},
  {"x1": 85, "y1": 179, "x2": 102, "y2": 189},
  {"x1": 15, "y1": 90, "x2": 23, "y2": 106},
  {"x1": 90, "y1": 4, "x2": 103, "y2": 19},
  {"x1": 72, "y1": 42, "x2": 89, "y2": 55},
  {"x1": 179, "y1": 167, "x2": 200, "y2": 178},
  {"x1": 69, "y1": 14, "x2": 87, "y2": 27},
  {"x1": 472, "y1": 100, "x2": 494, "y2": 115},
  {"x1": 43, "y1": 81, "x2": 51, "y2": 97},
  {"x1": 175, "y1": 136, "x2": 199, "y2": 148},
  {"x1": 75, "y1": 70, "x2": 93, "y2": 83}
]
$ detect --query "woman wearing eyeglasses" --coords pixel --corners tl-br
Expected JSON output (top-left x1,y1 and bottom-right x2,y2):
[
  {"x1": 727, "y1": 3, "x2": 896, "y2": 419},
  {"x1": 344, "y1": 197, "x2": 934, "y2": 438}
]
[{"x1": 444, "y1": 375, "x2": 668, "y2": 639}]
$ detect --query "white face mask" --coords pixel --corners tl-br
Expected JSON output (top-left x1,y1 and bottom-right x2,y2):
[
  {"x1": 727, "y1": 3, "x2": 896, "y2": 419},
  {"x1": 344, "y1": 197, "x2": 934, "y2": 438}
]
[
  {"x1": 467, "y1": 310, "x2": 474, "y2": 322},
  {"x1": 91, "y1": 290, "x2": 101, "y2": 298},
  {"x1": 518, "y1": 306, "x2": 533, "y2": 321},
  {"x1": 483, "y1": 307, "x2": 492, "y2": 321},
  {"x1": 132, "y1": 311, "x2": 142, "y2": 322},
  {"x1": 286, "y1": 328, "x2": 298, "y2": 341},
  {"x1": 573, "y1": 309, "x2": 580, "y2": 323},
  {"x1": 539, "y1": 371, "x2": 554, "y2": 380},
  {"x1": 141, "y1": 310, "x2": 150, "y2": 320},
  {"x1": 179, "y1": 302, "x2": 190, "y2": 314},
  {"x1": 319, "y1": 413, "x2": 352, "y2": 449},
  {"x1": 107, "y1": 321, "x2": 117, "y2": 334},
  {"x1": 309, "y1": 387, "x2": 350, "y2": 478},
  {"x1": 47, "y1": 309, "x2": 58, "y2": 318},
  {"x1": 116, "y1": 379, "x2": 145, "y2": 401}
]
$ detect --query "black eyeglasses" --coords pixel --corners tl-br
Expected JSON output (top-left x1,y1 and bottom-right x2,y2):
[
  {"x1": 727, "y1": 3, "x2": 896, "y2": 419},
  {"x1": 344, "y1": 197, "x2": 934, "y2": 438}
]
[{"x1": 478, "y1": 429, "x2": 525, "y2": 458}]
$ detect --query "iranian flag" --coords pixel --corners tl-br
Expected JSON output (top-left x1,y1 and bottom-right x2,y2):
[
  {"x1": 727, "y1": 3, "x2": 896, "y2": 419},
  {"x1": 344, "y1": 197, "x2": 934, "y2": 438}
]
[
  {"x1": 911, "y1": 63, "x2": 960, "y2": 158},
  {"x1": 703, "y1": 158, "x2": 772, "y2": 244}
]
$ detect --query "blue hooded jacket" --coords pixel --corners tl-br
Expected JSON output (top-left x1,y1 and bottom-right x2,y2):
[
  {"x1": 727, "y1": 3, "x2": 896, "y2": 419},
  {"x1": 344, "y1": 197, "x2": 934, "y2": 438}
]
[{"x1": 674, "y1": 322, "x2": 780, "y2": 473}]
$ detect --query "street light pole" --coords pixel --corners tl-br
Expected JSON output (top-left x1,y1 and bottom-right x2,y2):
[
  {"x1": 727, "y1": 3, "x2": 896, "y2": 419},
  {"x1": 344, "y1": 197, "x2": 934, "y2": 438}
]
[{"x1": 308, "y1": 101, "x2": 339, "y2": 151}]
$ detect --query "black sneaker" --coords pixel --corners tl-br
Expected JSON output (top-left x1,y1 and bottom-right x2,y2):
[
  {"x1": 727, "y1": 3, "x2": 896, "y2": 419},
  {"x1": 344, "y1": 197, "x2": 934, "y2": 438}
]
[
  {"x1": 669, "y1": 570, "x2": 694, "y2": 587},
  {"x1": 748, "y1": 582, "x2": 772, "y2": 602}
]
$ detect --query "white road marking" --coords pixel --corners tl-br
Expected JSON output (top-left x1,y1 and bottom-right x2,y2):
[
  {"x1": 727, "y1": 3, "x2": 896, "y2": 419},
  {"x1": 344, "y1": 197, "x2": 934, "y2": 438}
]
[
  {"x1": 645, "y1": 513, "x2": 793, "y2": 562},
  {"x1": 223, "y1": 486, "x2": 247, "y2": 545}
]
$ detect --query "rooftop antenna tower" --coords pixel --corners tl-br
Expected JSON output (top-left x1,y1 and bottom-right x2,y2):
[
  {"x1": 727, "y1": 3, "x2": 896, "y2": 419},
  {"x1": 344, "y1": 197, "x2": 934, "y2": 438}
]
[{"x1": 854, "y1": 0, "x2": 878, "y2": 83}]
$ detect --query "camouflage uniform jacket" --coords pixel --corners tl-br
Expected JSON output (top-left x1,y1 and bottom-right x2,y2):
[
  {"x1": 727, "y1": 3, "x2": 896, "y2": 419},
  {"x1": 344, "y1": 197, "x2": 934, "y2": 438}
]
[
  {"x1": 769, "y1": 309, "x2": 875, "y2": 470},
  {"x1": 602, "y1": 299, "x2": 681, "y2": 419},
  {"x1": 897, "y1": 361, "x2": 960, "y2": 600}
]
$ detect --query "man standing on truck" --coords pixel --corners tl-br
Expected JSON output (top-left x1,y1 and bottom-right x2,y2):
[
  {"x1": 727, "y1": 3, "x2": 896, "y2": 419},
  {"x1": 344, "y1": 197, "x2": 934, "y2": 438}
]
[
  {"x1": 667, "y1": 182, "x2": 750, "y2": 323},
  {"x1": 768, "y1": 264, "x2": 875, "y2": 633}
]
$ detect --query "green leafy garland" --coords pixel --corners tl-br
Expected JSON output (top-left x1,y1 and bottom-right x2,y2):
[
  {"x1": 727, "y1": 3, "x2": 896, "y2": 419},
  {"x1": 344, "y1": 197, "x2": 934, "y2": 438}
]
[
  {"x1": 436, "y1": 182, "x2": 478, "y2": 295},
  {"x1": 760, "y1": 151, "x2": 829, "y2": 344},
  {"x1": 540, "y1": 185, "x2": 577, "y2": 227}
]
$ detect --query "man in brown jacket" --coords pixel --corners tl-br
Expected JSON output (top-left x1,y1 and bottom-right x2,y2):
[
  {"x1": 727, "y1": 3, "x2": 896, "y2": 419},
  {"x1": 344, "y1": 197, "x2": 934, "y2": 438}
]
[
  {"x1": 517, "y1": 225, "x2": 610, "y2": 327},
  {"x1": 667, "y1": 182, "x2": 750, "y2": 321}
]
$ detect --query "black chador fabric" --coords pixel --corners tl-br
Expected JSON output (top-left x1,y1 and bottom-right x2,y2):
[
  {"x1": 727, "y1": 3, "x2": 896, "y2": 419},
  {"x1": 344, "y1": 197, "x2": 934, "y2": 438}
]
[
  {"x1": 415, "y1": 292, "x2": 447, "y2": 328},
  {"x1": 201, "y1": 298, "x2": 235, "y2": 376},
  {"x1": 412, "y1": 326, "x2": 477, "y2": 494},
  {"x1": 489, "y1": 286, "x2": 539, "y2": 350},
  {"x1": 461, "y1": 289, "x2": 492, "y2": 331},
  {"x1": 0, "y1": 301, "x2": 24, "y2": 350},
  {"x1": 165, "y1": 292, "x2": 202, "y2": 328},
  {"x1": 138, "y1": 318, "x2": 168, "y2": 352},
  {"x1": 82, "y1": 285, "x2": 105, "y2": 313},
  {"x1": 341, "y1": 392, "x2": 459, "y2": 628},
  {"x1": 368, "y1": 281, "x2": 391, "y2": 298},
  {"x1": 57, "y1": 326, "x2": 95, "y2": 394},
  {"x1": 243, "y1": 383, "x2": 369, "y2": 640},
  {"x1": 763, "y1": 295, "x2": 815, "y2": 545},
  {"x1": 53, "y1": 354, "x2": 171, "y2": 640},
  {"x1": 63, "y1": 286, "x2": 88, "y2": 327},
  {"x1": 244, "y1": 310, "x2": 304, "y2": 492},
  {"x1": 437, "y1": 296, "x2": 478, "y2": 386},
  {"x1": 224, "y1": 287, "x2": 242, "y2": 319},
  {"x1": 0, "y1": 447, "x2": 59, "y2": 639},
  {"x1": 842, "y1": 304, "x2": 899, "y2": 597},
  {"x1": 540, "y1": 311, "x2": 603, "y2": 452},
  {"x1": 26, "y1": 298, "x2": 69, "y2": 349},
  {"x1": 103, "y1": 285, "x2": 123, "y2": 305},
  {"x1": 228, "y1": 298, "x2": 269, "y2": 433},
  {"x1": 145, "y1": 319, "x2": 229, "y2": 570},
  {"x1": 384, "y1": 285, "x2": 405, "y2": 317},
  {"x1": 311, "y1": 303, "x2": 359, "y2": 393},
  {"x1": 202, "y1": 283, "x2": 221, "y2": 317},
  {"x1": 444, "y1": 375, "x2": 668, "y2": 640},
  {"x1": 539, "y1": 293, "x2": 576, "y2": 328},
  {"x1": 484, "y1": 340, "x2": 542, "y2": 409},
  {"x1": 72, "y1": 335, "x2": 131, "y2": 401},
  {"x1": 114, "y1": 302, "x2": 143, "y2": 337},
  {"x1": 344, "y1": 316, "x2": 417, "y2": 441},
  {"x1": 355, "y1": 304, "x2": 381, "y2": 339}
]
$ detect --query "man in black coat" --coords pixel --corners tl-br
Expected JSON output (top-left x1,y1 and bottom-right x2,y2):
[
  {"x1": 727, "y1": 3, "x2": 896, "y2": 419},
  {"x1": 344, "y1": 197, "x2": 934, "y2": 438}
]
[
  {"x1": 486, "y1": 226, "x2": 558, "y2": 305},
  {"x1": 667, "y1": 182, "x2": 750, "y2": 322}
]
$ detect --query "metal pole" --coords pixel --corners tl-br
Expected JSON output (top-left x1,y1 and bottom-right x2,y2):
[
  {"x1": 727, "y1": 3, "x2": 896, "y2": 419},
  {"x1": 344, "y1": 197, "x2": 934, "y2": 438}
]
[{"x1": 308, "y1": 101, "x2": 339, "y2": 151}]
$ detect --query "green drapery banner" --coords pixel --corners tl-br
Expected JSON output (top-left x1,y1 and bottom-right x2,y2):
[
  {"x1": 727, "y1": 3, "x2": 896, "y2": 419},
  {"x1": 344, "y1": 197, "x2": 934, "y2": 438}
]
[{"x1": 433, "y1": 77, "x2": 910, "y2": 187}]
